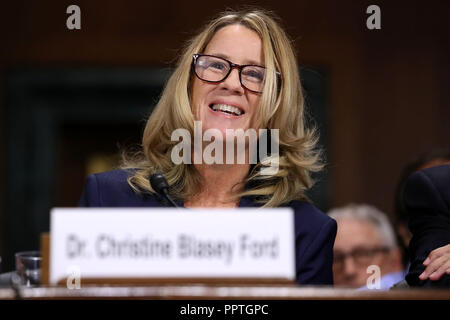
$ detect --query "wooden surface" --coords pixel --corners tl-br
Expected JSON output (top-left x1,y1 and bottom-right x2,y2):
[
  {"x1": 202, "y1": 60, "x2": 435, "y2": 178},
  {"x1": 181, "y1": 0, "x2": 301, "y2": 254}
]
[
  {"x1": 56, "y1": 277, "x2": 296, "y2": 286},
  {"x1": 40, "y1": 233, "x2": 50, "y2": 286},
  {"x1": 1, "y1": 285, "x2": 449, "y2": 300}
]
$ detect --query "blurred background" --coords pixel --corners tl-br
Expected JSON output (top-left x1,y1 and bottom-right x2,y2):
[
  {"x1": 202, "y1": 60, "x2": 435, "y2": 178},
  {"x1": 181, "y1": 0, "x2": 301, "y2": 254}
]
[{"x1": 0, "y1": 0, "x2": 449, "y2": 272}]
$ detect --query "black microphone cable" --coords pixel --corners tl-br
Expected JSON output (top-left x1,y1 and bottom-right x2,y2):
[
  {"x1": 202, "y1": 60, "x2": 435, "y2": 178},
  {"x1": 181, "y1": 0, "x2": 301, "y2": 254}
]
[{"x1": 148, "y1": 173, "x2": 179, "y2": 208}]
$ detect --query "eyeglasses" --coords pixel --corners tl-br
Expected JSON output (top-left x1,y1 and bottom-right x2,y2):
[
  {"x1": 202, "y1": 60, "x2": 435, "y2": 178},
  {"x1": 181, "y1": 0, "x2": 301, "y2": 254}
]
[
  {"x1": 192, "y1": 54, "x2": 280, "y2": 94},
  {"x1": 333, "y1": 247, "x2": 391, "y2": 271}
]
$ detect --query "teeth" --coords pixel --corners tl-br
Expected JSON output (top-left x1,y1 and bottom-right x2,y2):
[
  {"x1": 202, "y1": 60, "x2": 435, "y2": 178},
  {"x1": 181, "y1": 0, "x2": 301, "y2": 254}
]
[{"x1": 211, "y1": 104, "x2": 243, "y2": 116}]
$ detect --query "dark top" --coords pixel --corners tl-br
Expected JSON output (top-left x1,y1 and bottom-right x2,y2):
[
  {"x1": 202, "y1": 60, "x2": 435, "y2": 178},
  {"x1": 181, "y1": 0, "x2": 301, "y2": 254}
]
[
  {"x1": 78, "y1": 169, "x2": 337, "y2": 286},
  {"x1": 404, "y1": 164, "x2": 450, "y2": 287}
]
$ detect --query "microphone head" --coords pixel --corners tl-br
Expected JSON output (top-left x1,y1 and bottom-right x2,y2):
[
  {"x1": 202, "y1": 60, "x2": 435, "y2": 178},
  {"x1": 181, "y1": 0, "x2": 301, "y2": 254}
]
[{"x1": 149, "y1": 173, "x2": 169, "y2": 194}]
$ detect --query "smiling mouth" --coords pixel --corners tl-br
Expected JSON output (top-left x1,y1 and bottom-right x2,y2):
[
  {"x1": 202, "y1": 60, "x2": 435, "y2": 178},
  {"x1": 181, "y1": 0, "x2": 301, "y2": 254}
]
[{"x1": 209, "y1": 104, "x2": 244, "y2": 116}]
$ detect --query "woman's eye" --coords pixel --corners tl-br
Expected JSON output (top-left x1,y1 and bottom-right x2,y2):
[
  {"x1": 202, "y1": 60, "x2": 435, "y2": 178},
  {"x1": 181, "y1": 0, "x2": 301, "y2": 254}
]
[
  {"x1": 243, "y1": 69, "x2": 264, "y2": 81},
  {"x1": 209, "y1": 62, "x2": 227, "y2": 70}
]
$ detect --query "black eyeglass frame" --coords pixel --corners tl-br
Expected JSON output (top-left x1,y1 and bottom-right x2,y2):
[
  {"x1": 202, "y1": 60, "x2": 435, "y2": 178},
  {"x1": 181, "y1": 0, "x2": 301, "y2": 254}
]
[
  {"x1": 333, "y1": 246, "x2": 392, "y2": 267},
  {"x1": 192, "y1": 53, "x2": 281, "y2": 94}
]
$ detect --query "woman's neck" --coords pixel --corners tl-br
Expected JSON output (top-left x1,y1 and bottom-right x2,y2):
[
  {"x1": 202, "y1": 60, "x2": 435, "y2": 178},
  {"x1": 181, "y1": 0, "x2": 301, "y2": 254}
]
[{"x1": 185, "y1": 163, "x2": 250, "y2": 208}]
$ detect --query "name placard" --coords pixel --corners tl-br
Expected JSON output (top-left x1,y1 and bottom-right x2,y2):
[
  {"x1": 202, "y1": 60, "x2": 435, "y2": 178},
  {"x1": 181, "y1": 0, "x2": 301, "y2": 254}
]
[{"x1": 49, "y1": 208, "x2": 295, "y2": 285}]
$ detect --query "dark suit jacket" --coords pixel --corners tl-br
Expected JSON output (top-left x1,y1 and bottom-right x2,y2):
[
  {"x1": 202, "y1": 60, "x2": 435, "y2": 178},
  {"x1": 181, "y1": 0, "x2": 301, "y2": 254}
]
[
  {"x1": 78, "y1": 169, "x2": 337, "y2": 286},
  {"x1": 404, "y1": 164, "x2": 450, "y2": 287}
]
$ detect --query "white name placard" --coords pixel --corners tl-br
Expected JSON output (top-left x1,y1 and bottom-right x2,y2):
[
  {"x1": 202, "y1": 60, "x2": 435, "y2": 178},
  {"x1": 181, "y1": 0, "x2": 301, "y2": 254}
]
[{"x1": 49, "y1": 208, "x2": 295, "y2": 285}]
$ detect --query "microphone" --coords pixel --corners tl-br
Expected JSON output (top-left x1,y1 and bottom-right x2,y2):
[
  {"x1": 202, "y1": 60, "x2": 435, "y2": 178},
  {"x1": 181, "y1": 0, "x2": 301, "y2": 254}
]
[{"x1": 149, "y1": 173, "x2": 179, "y2": 208}]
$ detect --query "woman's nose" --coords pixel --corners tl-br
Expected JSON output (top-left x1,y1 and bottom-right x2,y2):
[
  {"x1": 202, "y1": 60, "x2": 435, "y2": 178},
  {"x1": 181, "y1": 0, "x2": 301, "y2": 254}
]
[{"x1": 220, "y1": 68, "x2": 244, "y2": 93}]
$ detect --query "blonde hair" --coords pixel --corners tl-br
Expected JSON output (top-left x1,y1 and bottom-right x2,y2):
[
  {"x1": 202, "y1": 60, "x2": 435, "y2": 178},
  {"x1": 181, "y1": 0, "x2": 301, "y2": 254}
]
[{"x1": 122, "y1": 8, "x2": 323, "y2": 207}]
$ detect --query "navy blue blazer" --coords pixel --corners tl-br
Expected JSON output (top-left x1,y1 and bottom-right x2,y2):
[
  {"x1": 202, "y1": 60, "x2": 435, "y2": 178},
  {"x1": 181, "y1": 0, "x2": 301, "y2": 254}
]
[
  {"x1": 78, "y1": 169, "x2": 337, "y2": 286},
  {"x1": 404, "y1": 164, "x2": 450, "y2": 287}
]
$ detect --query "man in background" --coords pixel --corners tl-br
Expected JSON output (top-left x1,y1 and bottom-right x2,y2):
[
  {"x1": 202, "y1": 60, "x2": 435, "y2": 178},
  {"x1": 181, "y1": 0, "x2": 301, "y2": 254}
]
[
  {"x1": 393, "y1": 148, "x2": 450, "y2": 268},
  {"x1": 403, "y1": 164, "x2": 450, "y2": 287},
  {"x1": 329, "y1": 204, "x2": 406, "y2": 289}
]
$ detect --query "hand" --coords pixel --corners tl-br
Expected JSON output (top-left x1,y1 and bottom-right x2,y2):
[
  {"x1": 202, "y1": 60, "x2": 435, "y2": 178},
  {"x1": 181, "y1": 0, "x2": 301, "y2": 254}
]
[{"x1": 419, "y1": 244, "x2": 450, "y2": 281}]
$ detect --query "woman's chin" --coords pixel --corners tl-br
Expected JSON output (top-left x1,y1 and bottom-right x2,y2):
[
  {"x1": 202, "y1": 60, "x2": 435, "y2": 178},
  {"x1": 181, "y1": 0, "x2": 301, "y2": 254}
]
[{"x1": 201, "y1": 121, "x2": 247, "y2": 136}]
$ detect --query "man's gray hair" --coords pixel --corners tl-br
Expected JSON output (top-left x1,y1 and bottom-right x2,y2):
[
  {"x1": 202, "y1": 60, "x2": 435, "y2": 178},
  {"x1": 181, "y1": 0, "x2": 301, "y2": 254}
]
[{"x1": 328, "y1": 204, "x2": 398, "y2": 248}]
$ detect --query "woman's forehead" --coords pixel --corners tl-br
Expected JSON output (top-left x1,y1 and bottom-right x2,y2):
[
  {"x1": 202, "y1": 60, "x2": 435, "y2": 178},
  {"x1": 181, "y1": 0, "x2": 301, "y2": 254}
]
[{"x1": 204, "y1": 24, "x2": 265, "y2": 66}]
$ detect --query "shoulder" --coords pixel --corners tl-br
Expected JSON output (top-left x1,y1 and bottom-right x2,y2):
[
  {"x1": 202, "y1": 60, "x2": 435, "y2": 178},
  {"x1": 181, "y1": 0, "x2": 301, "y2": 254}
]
[
  {"x1": 85, "y1": 169, "x2": 136, "y2": 196},
  {"x1": 403, "y1": 164, "x2": 450, "y2": 217},
  {"x1": 405, "y1": 164, "x2": 450, "y2": 197},
  {"x1": 286, "y1": 200, "x2": 336, "y2": 285},
  {"x1": 287, "y1": 200, "x2": 337, "y2": 233},
  {"x1": 78, "y1": 169, "x2": 160, "y2": 207},
  {"x1": 89, "y1": 168, "x2": 136, "y2": 184},
  {"x1": 421, "y1": 163, "x2": 450, "y2": 180},
  {"x1": 286, "y1": 200, "x2": 337, "y2": 256}
]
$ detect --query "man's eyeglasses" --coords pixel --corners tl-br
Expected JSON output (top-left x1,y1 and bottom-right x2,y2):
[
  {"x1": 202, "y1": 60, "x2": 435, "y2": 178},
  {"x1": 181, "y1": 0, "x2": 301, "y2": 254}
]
[
  {"x1": 333, "y1": 247, "x2": 391, "y2": 271},
  {"x1": 192, "y1": 54, "x2": 280, "y2": 94}
]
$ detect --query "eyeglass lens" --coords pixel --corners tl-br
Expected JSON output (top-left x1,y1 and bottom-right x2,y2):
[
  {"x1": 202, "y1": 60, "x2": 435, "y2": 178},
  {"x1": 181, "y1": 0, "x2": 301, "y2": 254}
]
[
  {"x1": 334, "y1": 247, "x2": 390, "y2": 268},
  {"x1": 194, "y1": 55, "x2": 266, "y2": 93}
]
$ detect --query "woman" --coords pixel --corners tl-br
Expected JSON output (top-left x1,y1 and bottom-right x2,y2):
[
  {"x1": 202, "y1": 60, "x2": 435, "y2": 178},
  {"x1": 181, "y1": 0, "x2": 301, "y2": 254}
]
[{"x1": 79, "y1": 8, "x2": 337, "y2": 285}]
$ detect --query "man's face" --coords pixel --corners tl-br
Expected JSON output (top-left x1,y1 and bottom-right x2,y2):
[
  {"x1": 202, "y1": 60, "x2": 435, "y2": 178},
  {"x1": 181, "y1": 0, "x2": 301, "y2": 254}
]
[{"x1": 333, "y1": 218, "x2": 399, "y2": 288}]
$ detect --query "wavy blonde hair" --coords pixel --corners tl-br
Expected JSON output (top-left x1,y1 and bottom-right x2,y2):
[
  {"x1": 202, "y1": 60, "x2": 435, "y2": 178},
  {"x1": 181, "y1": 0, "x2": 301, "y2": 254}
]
[{"x1": 122, "y1": 8, "x2": 323, "y2": 207}]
